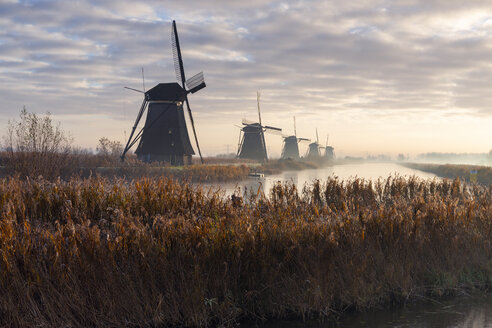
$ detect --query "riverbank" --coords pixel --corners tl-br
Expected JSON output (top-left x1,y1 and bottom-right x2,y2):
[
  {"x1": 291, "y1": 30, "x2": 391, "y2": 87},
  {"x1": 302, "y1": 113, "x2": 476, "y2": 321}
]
[
  {"x1": 402, "y1": 162, "x2": 492, "y2": 185},
  {"x1": 1, "y1": 175, "x2": 490, "y2": 327}
]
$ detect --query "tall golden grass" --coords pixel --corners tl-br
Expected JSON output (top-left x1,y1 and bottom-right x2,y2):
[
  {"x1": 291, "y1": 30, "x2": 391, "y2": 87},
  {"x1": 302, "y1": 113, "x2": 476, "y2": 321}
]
[{"x1": 0, "y1": 175, "x2": 491, "y2": 327}]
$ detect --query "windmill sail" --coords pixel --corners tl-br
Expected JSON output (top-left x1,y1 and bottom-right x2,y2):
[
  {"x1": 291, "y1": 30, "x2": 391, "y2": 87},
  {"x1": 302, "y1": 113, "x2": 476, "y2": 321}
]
[
  {"x1": 186, "y1": 72, "x2": 206, "y2": 93},
  {"x1": 172, "y1": 20, "x2": 204, "y2": 164},
  {"x1": 172, "y1": 21, "x2": 186, "y2": 86}
]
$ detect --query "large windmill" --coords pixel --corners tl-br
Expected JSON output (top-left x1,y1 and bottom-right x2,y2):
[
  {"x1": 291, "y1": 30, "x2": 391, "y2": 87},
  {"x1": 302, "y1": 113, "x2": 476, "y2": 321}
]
[
  {"x1": 306, "y1": 128, "x2": 323, "y2": 160},
  {"x1": 120, "y1": 20, "x2": 206, "y2": 165},
  {"x1": 281, "y1": 116, "x2": 310, "y2": 160},
  {"x1": 236, "y1": 92, "x2": 282, "y2": 162}
]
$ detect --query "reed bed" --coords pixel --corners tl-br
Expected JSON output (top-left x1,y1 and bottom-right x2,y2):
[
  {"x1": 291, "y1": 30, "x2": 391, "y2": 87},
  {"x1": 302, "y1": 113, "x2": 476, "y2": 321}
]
[
  {"x1": 0, "y1": 175, "x2": 491, "y2": 327},
  {"x1": 83, "y1": 163, "x2": 251, "y2": 182},
  {"x1": 0, "y1": 151, "x2": 253, "y2": 182},
  {"x1": 404, "y1": 163, "x2": 492, "y2": 185},
  {"x1": 0, "y1": 150, "x2": 329, "y2": 183}
]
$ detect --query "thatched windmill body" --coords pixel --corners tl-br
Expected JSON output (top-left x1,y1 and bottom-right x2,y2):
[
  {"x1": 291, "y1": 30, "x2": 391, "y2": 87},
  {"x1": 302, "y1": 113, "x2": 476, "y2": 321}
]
[
  {"x1": 121, "y1": 21, "x2": 206, "y2": 165},
  {"x1": 281, "y1": 117, "x2": 310, "y2": 160},
  {"x1": 306, "y1": 128, "x2": 323, "y2": 160},
  {"x1": 323, "y1": 135, "x2": 335, "y2": 161},
  {"x1": 237, "y1": 92, "x2": 281, "y2": 162}
]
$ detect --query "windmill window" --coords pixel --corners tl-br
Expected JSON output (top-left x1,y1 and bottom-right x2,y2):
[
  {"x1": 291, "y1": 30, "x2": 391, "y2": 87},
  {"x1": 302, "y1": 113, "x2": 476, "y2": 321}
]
[{"x1": 168, "y1": 129, "x2": 172, "y2": 134}]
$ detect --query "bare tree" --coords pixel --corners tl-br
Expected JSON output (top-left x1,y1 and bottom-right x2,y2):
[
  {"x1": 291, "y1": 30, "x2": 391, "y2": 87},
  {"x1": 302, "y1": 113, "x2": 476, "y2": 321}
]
[
  {"x1": 3, "y1": 107, "x2": 73, "y2": 179},
  {"x1": 97, "y1": 137, "x2": 123, "y2": 158}
]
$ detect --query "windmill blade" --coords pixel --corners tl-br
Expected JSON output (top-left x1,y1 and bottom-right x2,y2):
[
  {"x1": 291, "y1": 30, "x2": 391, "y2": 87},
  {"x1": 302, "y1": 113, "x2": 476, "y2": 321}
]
[
  {"x1": 172, "y1": 20, "x2": 187, "y2": 88},
  {"x1": 265, "y1": 130, "x2": 283, "y2": 136},
  {"x1": 124, "y1": 86, "x2": 144, "y2": 94},
  {"x1": 264, "y1": 125, "x2": 282, "y2": 132},
  {"x1": 184, "y1": 97, "x2": 204, "y2": 164},
  {"x1": 257, "y1": 91, "x2": 262, "y2": 126},
  {"x1": 121, "y1": 98, "x2": 148, "y2": 161},
  {"x1": 185, "y1": 72, "x2": 206, "y2": 94},
  {"x1": 298, "y1": 137, "x2": 311, "y2": 143},
  {"x1": 316, "y1": 128, "x2": 319, "y2": 144},
  {"x1": 264, "y1": 125, "x2": 282, "y2": 136},
  {"x1": 234, "y1": 124, "x2": 243, "y2": 129},
  {"x1": 141, "y1": 67, "x2": 146, "y2": 92},
  {"x1": 236, "y1": 129, "x2": 243, "y2": 158},
  {"x1": 172, "y1": 20, "x2": 205, "y2": 164},
  {"x1": 293, "y1": 116, "x2": 297, "y2": 137}
]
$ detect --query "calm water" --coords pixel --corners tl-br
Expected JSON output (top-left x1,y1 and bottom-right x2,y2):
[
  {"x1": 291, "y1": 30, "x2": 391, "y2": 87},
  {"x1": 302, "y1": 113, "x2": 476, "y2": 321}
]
[
  {"x1": 254, "y1": 293, "x2": 492, "y2": 327},
  {"x1": 208, "y1": 162, "x2": 438, "y2": 195}
]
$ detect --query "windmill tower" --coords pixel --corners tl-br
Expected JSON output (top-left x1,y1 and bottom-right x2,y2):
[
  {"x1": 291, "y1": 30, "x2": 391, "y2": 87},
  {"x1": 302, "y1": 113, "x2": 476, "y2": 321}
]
[
  {"x1": 121, "y1": 21, "x2": 206, "y2": 165},
  {"x1": 306, "y1": 128, "x2": 322, "y2": 160},
  {"x1": 323, "y1": 134, "x2": 335, "y2": 161},
  {"x1": 236, "y1": 92, "x2": 282, "y2": 162},
  {"x1": 281, "y1": 116, "x2": 310, "y2": 160}
]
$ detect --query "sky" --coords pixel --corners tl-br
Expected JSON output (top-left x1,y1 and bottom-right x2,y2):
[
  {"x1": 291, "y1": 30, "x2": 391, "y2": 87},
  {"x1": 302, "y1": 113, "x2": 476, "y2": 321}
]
[{"x1": 0, "y1": 0, "x2": 491, "y2": 158}]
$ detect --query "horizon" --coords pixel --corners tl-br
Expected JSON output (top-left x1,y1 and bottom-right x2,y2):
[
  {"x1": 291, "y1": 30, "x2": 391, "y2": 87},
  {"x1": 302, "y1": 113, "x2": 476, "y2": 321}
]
[{"x1": 1, "y1": 1, "x2": 491, "y2": 158}]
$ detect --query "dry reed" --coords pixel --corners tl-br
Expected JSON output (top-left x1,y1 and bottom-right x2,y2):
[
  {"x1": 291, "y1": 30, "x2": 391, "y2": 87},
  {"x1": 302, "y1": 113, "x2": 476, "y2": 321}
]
[{"x1": 0, "y1": 175, "x2": 490, "y2": 327}]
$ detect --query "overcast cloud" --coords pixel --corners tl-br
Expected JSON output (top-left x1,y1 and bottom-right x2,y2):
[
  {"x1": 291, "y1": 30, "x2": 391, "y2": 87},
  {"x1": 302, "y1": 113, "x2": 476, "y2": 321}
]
[{"x1": 1, "y1": 0, "x2": 491, "y2": 156}]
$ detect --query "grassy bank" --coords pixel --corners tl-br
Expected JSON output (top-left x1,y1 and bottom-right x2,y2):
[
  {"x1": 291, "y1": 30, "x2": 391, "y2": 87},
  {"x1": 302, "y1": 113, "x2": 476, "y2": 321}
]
[
  {"x1": 403, "y1": 163, "x2": 492, "y2": 185},
  {"x1": 0, "y1": 175, "x2": 491, "y2": 327},
  {"x1": 0, "y1": 151, "x2": 327, "y2": 182}
]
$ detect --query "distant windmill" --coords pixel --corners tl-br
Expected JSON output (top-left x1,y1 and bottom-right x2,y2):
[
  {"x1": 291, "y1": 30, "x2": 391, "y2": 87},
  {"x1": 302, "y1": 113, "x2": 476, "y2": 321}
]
[
  {"x1": 323, "y1": 134, "x2": 335, "y2": 160},
  {"x1": 306, "y1": 128, "x2": 323, "y2": 159},
  {"x1": 281, "y1": 116, "x2": 310, "y2": 160},
  {"x1": 121, "y1": 20, "x2": 206, "y2": 165},
  {"x1": 236, "y1": 92, "x2": 282, "y2": 162}
]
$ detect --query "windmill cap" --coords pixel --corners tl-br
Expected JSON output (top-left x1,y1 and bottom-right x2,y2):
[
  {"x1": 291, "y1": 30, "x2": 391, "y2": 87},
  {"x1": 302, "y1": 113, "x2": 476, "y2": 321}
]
[{"x1": 145, "y1": 83, "x2": 186, "y2": 102}]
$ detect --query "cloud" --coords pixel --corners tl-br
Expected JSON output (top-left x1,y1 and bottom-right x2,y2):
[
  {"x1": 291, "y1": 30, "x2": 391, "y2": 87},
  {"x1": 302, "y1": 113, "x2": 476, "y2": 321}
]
[{"x1": 0, "y1": 0, "x2": 491, "y2": 154}]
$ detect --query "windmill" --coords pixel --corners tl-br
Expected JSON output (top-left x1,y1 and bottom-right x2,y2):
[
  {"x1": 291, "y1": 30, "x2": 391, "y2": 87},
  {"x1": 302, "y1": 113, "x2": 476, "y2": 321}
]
[
  {"x1": 281, "y1": 116, "x2": 310, "y2": 160},
  {"x1": 306, "y1": 128, "x2": 323, "y2": 159},
  {"x1": 236, "y1": 92, "x2": 282, "y2": 162},
  {"x1": 323, "y1": 134, "x2": 335, "y2": 161},
  {"x1": 120, "y1": 20, "x2": 206, "y2": 165}
]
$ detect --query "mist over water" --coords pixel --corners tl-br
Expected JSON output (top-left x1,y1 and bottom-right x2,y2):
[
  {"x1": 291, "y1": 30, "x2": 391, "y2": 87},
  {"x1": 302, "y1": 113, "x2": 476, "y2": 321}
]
[{"x1": 412, "y1": 152, "x2": 492, "y2": 166}]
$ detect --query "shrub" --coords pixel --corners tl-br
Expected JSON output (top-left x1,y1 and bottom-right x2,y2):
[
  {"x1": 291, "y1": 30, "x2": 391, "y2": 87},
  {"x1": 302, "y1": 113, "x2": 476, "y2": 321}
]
[{"x1": 3, "y1": 107, "x2": 73, "y2": 179}]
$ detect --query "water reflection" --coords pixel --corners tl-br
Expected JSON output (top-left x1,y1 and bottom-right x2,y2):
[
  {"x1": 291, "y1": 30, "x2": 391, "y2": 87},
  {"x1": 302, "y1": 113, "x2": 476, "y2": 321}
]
[
  {"x1": 339, "y1": 295, "x2": 492, "y2": 328},
  {"x1": 252, "y1": 294, "x2": 492, "y2": 327},
  {"x1": 208, "y1": 163, "x2": 439, "y2": 195}
]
